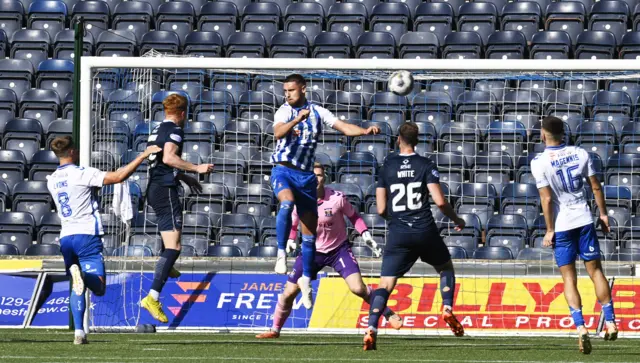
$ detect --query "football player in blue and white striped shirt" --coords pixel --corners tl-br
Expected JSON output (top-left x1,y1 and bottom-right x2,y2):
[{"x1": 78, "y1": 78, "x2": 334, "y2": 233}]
[{"x1": 271, "y1": 74, "x2": 379, "y2": 309}]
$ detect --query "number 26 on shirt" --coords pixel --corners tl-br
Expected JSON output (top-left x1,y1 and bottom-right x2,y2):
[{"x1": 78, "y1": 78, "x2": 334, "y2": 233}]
[{"x1": 390, "y1": 182, "x2": 423, "y2": 212}]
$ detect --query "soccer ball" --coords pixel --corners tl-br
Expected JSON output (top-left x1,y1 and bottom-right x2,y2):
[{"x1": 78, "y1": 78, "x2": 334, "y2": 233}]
[{"x1": 388, "y1": 71, "x2": 414, "y2": 96}]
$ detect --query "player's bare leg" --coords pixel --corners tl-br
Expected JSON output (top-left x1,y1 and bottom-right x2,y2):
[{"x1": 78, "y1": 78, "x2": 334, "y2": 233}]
[
  {"x1": 584, "y1": 259, "x2": 618, "y2": 341},
  {"x1": 298, "y1": 211, "x2": 317, "y2": 309},
  {"x1": 142, "y1": 230, "x2": 181, "y2": 323},
  {"x1": 435, "y1": 260, "x2": 463, "y2": 337},
  {"x1": 344, "y1": 273, "x2": 403, "y2": 330},
  {"x1": 256, "y1": 282, "x2": 300, "y2": 339},
  {"x1": 364, "y1": 276, "x2": 397, "y2": 350},
  {"x1": 559, "y1": 263, "x2": 591, "y2": 354},
  {"x1": 275, "y1": 189, "x2": 295, "y2": 274}
]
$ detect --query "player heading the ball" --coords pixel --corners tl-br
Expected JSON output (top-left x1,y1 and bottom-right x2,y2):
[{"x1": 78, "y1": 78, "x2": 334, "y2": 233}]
[
  {"x1": 364, "y1": 122, "x2": 466, "y2": 351},
  {"x1": 47, "y1": 136, "x2": 161, "y2": 345},
  {"x1": 270, "y1": 74, "x2": 380, "y2": 309},
  {"x1": 531, "y1": 116, "x2": 618, "y2": 355}
]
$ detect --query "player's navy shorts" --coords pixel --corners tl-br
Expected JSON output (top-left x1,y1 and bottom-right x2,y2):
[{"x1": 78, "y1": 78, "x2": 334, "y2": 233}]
[
  {"x1": 271, "y1": 164, "x2": 318, "y2": 216},
  {"x1": 60, "y1": 234, "x2": 105, "y2": 291},
  {"x1": 554, "y1": 223, "x2": 601, "y2": 267},
  {"x1": 147, "y1": 182, "x2": 183, "y2": 232},
  {"x1": 288, "y1": 242, "x2": 360, "y2": 283},
  {"x1": 381, "y1": 224, "x2": 451, "y2": 277}
]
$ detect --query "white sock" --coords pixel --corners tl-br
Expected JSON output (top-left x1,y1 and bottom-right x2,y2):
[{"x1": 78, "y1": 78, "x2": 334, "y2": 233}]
[
  {"x1": 277, "y1": 249, "x2": 286, "y2": 258},
  {"x1": 368, "y1": 326, "x2": 378, "y2": 333},
  {"x1": 75, "y1": 329, "x2": 85, "y2": 338},
  {"x1": 443, "y1": 305, "x2": 452, "y2": 312},
  {"x1": 149, "y1": 289, "x2": 160, "y2": 301}
]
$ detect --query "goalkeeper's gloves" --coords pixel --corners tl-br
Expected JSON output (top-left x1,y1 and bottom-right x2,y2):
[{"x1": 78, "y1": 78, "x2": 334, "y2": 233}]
[
  {"x1": 361, "y1": 231, "x2": 381, "y2": 258},
  {"x1": 286, "y1": 238, "x2": 297, "y2": 254}
]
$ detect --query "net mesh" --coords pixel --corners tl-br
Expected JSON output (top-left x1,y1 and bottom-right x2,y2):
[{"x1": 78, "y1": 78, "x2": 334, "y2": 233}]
[{"x1": 84, "y1": 53, "x2": 640, "y2": 334}]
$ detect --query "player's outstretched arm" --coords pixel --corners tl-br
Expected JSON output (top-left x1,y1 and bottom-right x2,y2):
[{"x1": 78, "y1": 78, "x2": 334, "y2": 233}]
[
  {"x1": 537, "y1": 186, "x2": 556, "y2": 247},
  {"x1": 163, "y1": 142, "x2": 213, "y2": 174},
  {"x1": 587, "y1": 175, "x2": 610, "y2": 233},
  {"x1": 427, "y1": 183, "x2": 465, "y2": 231},
  {"x1": 332, "y1": 120, "x2": 380, "y2": 137},
  {"x1": 103, "y1": 145, "x2": 161, "y2": 186},
  {"x1": 375, "y1": 187, "x2": 388, "y2": 218},
  {"x1": 273, "y1": 109, "x2": 309, "y2": 139}
]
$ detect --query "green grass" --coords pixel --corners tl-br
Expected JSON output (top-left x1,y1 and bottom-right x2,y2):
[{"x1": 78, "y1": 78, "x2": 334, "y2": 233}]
[{"x1": 0, "y1": 331, "x2": 638, "y2": 363}]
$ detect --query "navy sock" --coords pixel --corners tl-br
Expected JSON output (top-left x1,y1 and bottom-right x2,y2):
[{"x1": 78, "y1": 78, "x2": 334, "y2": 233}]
[
  {"x1": 600, "y1": 300, "x2": 616, "y2": 323},
  {"x1": 150, "y1": 248, "x2": 180, "y2": 294},
  {"x1": 301, "y1": 234, "x2": 316, "y2": 278},
  {"x1": 70, "y1": 285, "x2": 86, "y2": 332},
  {"x1": 570, "y1": 306, "x2": 585, "y2": 328},
  {"x1": 276, "y1": 201, "x2": 294, "y2": 251},
  {"x1": 440, "y1": 269, "x2": 455, "y2": 308},
  {"x1": 368, "y1": 289, "x2": 391, "y2": 330}
]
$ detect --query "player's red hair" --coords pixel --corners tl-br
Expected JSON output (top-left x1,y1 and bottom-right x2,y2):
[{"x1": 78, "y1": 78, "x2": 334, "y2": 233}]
[{"x1": 163, "y1": 94, "x2": 188, "y2": 114}]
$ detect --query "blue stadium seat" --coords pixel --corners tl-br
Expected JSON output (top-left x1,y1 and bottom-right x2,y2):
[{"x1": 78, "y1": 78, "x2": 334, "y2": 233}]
[
  {"x1": 399, "y1": 32, "x2": 439, "y2": 59},
  {"x1": 434, "y1": 151, "x2": 466, "y2": 193},
  {"x1": 411, "y1": 92, "x2": 452, "y2": 130},
  {"x1": 486, "y1": 31, "x2": 527, "y2": 59},
  {"x1": 10, "y1": 29, "x2": 50, "y2": 70},
  {"x1": 501, "y1": 2, "x2": 542, "y2": 42},
  {"x1": 474, "y1": 151, "x2": 512, "y2": 196},
  {"x1": 589, "y1": 0, "x2": 629, "y2": 45},
  {"x1": 181, "y1": 237, "x2": 208, "y2": 256},
  {"x1": 367, "y1": 91, "x2": 408, "y2": 124},
  {"x1": 112, "y1": 1, "x2": 154, "y2": 43},
  {"x1": 248, "y1": 245, "x2": 277, "y2": 257},
  {"x1": 621, "y1": 122, "x2": 640, "y2": 148},
  {"x1": 454, "y1": 182, "x2": 497, "y2": 227},
  {"x1": 606, "y1": 154, "x2": 640, "y2": 196},
  {"x1": 27, "y1": 0, "x2": 66, "y2": 42},
  {"x1": 620, "y1": 31, "x2": 640, "y2": 58},
  {"x1": 219, "y1": 213, "x2": 257, "y2": 241},
  {"x1": 517, "y1": 247, "x2": 553, "y2": 261},
  {"x1": 96, "y1": 29, "x2": 138, "y2": 57},
  {"x1": 0, "y1": 0, "x2": 25, "y2": 40},
  {"x1": 546, "y1": 2, "x2": 586, "y2": 45},
  {"x1": 0, "y1": 60, "x2": 33, "y2": 102},
  {"x1": 447, "y1": 246, "x2": 468, "y2": 259},
  {"x1": 432, "y1": 0, "x2": 465, "y2": 17},
  {"x1": 222, "y1": 120, "x2": 262, "y2": 147},
  {"x1": 530, "y1": 31, "x2": 572, "y2": 59},
  {"x1": 0, "y1": 29, "x2": 6, "y2": 58},
  {"x1": 107, "y1": 90, "x2": 144, "y2": 127},
  {"x1": 500, "y1": 183, "x2": 540, "y2": 227},
  {"x1": 327, "y1": 182, "x2": 364, "y2": 209},
  {"x1": 219, "y1": 234, "x2": 254, "y2": 256},
  {"x1": 184, "y1": 31, "x2": 224, "y2": 57},
  {"x1": 0, "y1": 212, "x2": 36, "y2": 247},
  {"x1": 0, "y1": 180, "x2": 7, "y2": 212},
  {"x1": 270, "y1": 31, "x2": 309, "y2": 58},
  {"x1": 0, "y1": 243, "x2": 20, "y2": 256},
  {"x1": 544, "y1": 90, "x2": 586, "y2": 122},
  {"x1": 241, "y1": 3, "x2": 280, "y2": 46},
  {"x1": 112, "y1": 245, "x2": 154, "y2": 257},
  {"x1": 25, "y1": 243, "x2": 60, "y2": 256},
  {"x1": 140, "y1": 30, "x2": 180, "y2": 55},
  {"x1": 336, "y1": 151, "x2": 377, "y2": 184},
  {"x1": 207, "y1": 245, "x2": 243, "y2": 257},
  {"x1": 440, "y1": 213, "x2": 482, "y2": 251},
  {"x1": 457, "y1": 2, "x2": 498, "y2": 45},
  {"x1": 356, "y1": 31, "x2": 396, "y2": 59},
  {"x1": 19, "y1": 89, "x2": 60, "y2": 131},
  {"x1": 3, "y1": 118, "x2": 42, "y2": 163},
  {"x1": 0, "y1": 149, "x2": 27, "y2": 192},
  {"x1": 473, "y1": 245, "x2": 514, "y2": 260},
  {"x1": 576, "y1": 31, "x2": 616, "y2": 59},
  {"x1": 226, "y1": 32, "x2": 267, "y2": 58},
  {"x1": 181, "y1": 212, "x2": 213, "y2": 240},
  {"x1": 70, "y1": 0, "x2": 109, "y2": 39},
  {"x1": 156, "y1": 1, "x2": 196, "y2": 46},
  {"x1": 36, "y1": 60, "x2": 74, "y2": 101},
  {"x1": 455, "y1": 90, "x2": 496, "y2": 129},
  {"x1": 193, "y1": 90, "x2": 233, "y2": 131},
  {"x1": 327, "y1": 3, "x2": 367, "y2": 47},
  {"x1": 312, "y1": 31, "x2": 352, "y2": 58},
  {"x1": 326, "y1": 91, "x2": 365, "y2": 122},
  {"x1": 609, "y1": 81, "x2": 640, "y2": 108},
  {"x1": 0, "y1": 88, "x2": 17, "y2": 132},
  {"x1": 29, "y1": 150, "x2": 57, "y2": 181},
  {"x1": 370, "y1": 3, "x2": 410, "y2": 44},
  {"x1": 129, "y1": 235, "x2": 163, "y2": 255},
  {"x1": 284, "y1": 3, "x2": 324, "y2": 46},
  {"x1": 197, "y1": 2, "x2": 238, "y2": 46},
  {"x1": 414, "y1": 3, "x2": 454, "y2": 45},
  {"x1": 443, "y1": 31, "x2": 483, "y2": 59},
  {"x1": 592, "y1": 90, "x2": 633, "y2": 119}
]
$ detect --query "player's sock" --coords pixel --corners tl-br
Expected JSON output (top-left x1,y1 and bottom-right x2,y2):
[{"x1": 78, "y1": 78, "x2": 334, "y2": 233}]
[
  {"x1": 150, "y1": 248, "x2": 181, "y2": 300},
  {"x1": 569, "y1": 306, "x2": 585, "y2": 329},
  {"x1": 368, "y1": 288, "x2": 391, "y2": 331},
  {"x1": 366, "y1": 286, "x2": 394, "y2": 318},
  {"x1": 272, "y1": 300, "x2": 292, "y2": 332},
  {"x1": 70, "y1": 288, "x2": 86, "y2": 334},
  {"x1": 301, "y1": 234, "x2": 316, "y2": 278},
  {"x1": 439, "y1": 269, "x2": 455, "y2": 308},
  {"x1": 276, "y1": 201, "x2": 294, "y2": 252},
  {"x1": 600, "y1": 299, "x2": 616, "y2": 323}
]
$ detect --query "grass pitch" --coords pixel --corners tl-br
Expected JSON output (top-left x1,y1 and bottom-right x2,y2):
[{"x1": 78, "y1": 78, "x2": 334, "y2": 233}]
[{"x1": 0, "y1": 330, "x2": 638, "y2": 363}]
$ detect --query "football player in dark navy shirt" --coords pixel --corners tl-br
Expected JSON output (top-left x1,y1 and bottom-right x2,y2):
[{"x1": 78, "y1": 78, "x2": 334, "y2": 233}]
[
  {"x1": 363, "y1": 122, "x2": 466, "y2": 351},
  {"x1": 141, "y1": 94, "x2": 213, "y2": 323}
]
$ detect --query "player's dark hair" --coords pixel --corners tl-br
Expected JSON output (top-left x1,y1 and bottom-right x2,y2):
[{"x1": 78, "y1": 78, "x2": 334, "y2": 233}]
[
  {"x1": 51, "y1": 136, "x2": 75, "y2": 158},
  {"x1": 163, "y1": 94, "x2": 188, "y2": 113},
  {"x1": 398, "y1": 122, "x2": 419, "y2": 147},
  {"x1": 284, "y1": 74, "x2": 306, "y2": 86},
  {"x1": 541, "y1": 116, "x2": 565, "y2": 142}
]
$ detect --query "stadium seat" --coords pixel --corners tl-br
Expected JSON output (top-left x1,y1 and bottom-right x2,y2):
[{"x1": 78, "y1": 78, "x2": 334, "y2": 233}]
[
  {"x1": 112, "y1": 245, "x2": 154, "y2": 257},
  {"x1": 486, "y1": 31, "x2": 527, "y2": 59},
  {"x1": 501, "y1": 2, "x2": 542, "y2": 42},
  {"x1": 3, "y1": 118, "x2": 42, "y2": 163},
  {"x1": 367, "y1": 91, "x2": 408, "y2": 122},
  {"x1": 440, "y1": 213, "x2": 482, "y2": 250},
  {"x1": 398, "y1": 32, "x2": 439, "y2": 59},
  {"x1": 183, "y1": 31, "x2": 224, "y2": 58},
  {"x1": 500, "y1": 183, "x2": 540, "y2": 228},
  {"x1": 182, "y1": 212, "x2": 213, "y2": 240},
  {"x1": 434, "y1": 151, "x2": 466, "y2": 193},
  {"x1": 575, "y1": 31, "x2": 617, "y2": 59},
  {"x1": 0, "y1": 88, "x2": 17, "y2": 131},
  {"x1": 457, "y1": 2, "x2": 498, "y2": 45},
  {"x1": 156, "y1": 1, "x2": 196, "y2": 47},
  {"x1": 130, "y1": 235, "x2": 163, "y2": 255},
  {"x1": 356, "y1": 32, "x2": 396, "y2": 59},
  {"x1": 96, "y1": 29, "x2": 138, "y2": 57},
  {"x1": 447, "y1": 245, "x2": 468, "y2": 259},
  {"x1": 19, "y1": 89, "x2": 60, "y2": 131},
  {"x1": 70, "y1": 0, "x2": 110, "y2": 39},
  {"x1": 327, "y1": 182, "x2": 364, "y2": 209},
  {"x1": 530, "y1": 31, "x2": 572, "y2": 59},
  {"x1": 0, "y1": 29, "x2": 6, "y2": 59},
  {"x1": 36, "y1": 60, "x2": 74, "y2": 102},
  {"x1": 454, "y1": 183, "x2": 497, "y2": 228},
  {"x1": 196, "y1": 2, "x2": 237, "y2": 46},
  {"x1": 218, "y1": 213, "x2": 257, "y2": 242},
  {"x1": 207, "y1": 245, "x2": 243, "y2": 257},
  {"x1": 473, "y1": 245, "x2": 514, "y2": 260},
  {"x1": 442, "y1": 31, "x2": 483, "y2": 59},
  {"x1": 544, "y1": 90, "x2": 586, "y2": 122},
  {"x1": 517, "y1": 247, "x2": 554, "y2": 261},
  {"x1": 140, "y1": 30, "x2": 180, "y2": 55},
  {"x1": 414, "y1": 3, "x2": 454, "y2": 45},
  {"x1": 369, "y1": 3, "x2": 410, "y2": 45},
  {"x1": 182, "y1": 237, "x2": 209, "y2": 257},
  {"x1": 27, "y1": 0, "x2": 67, "y2": 42},
  {"x1": 326, "y1": 91, "x2": 365, "y2": 122},
  {"x1": 25, "y1": 243, "x2": 60, "y2": 256},
  {"x1": 226, "y1": 32, "x2": 267, "y2": 58},
  {"x1": 0, "y1": 150, "x2": 27, "y2": 192},
  {"x1": 546, "y1": 2, "x2": 586, "y2": 45},
  {"x1": 29, "y1": 150, "x2": 57, "y2": 181},
  {"x1": 0, "y1": 243, "x2": 20, "y2": 256},
  {"x1": 592, "y1": 90, "x2": 633, "y2": 119},
  {"x1": 0, "y1": 60, "x2": 34, "y2": 103},
  {"x1": 284, "y1": 3, "x2": 324, "y2": 46},
  {"x1": 0, "y1": 0, "x2": 25, "y2": 40},
  {"x1": 233, "y1": 183, "x2": 273, "y2": 216},
  {"x1": 220, "y1": 234, "x2": 254, "y2": 256},
  {"x1": 112, "y1": 1, "x2": 154, "y2": 43},
  {"x1": 410, "y1": 92, "x2": 452, "y2": 132},
  {"x1": 270, "y1": 31, "x2": 309, "y2": 58},
  {"x1": 589, "y1": 0, "x2": 629, "y2": 45},
  {"x1": 313, "y1": 32, "x2": 352, "y2": 58},
  {"x1": 249, "y1": 245, "x2": 278, "y2": 257},
  {"x1": 241, "y1": 3, "x2": 280, "y2": 46},
  {"x1": 327, "y1": 3, "x2": 367, "y2": 47},
  {"x1": 10, "y1": 29, "x2": 50, "y2": 70},
  {"x1": 619, "y1": 31, "x2": 640, "y2": 58},
  {"x1": 455, "y1": 91, "x2": 497, "y2": 130},
  {"x1": 431, "y1": 0, "x2": 465, "y2": 18}
]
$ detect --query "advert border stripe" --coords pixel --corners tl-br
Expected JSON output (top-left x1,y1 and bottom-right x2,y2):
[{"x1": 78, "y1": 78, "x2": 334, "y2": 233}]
[{"x1": 0, "y1": 260, "x2": 42, "y2": 271}]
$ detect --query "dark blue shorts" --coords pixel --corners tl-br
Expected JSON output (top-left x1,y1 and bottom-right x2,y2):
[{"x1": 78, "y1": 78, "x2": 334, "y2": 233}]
[
  {"x1": 554, "y1": 223, "x2": 601, "y2": 267},
  {"x1": 60, "y1": 234, "x2": 105, "y2": 281},
  {"x1": 271, "y1": 165, "x2": 317, "y2": 216},
  {"x1": 147, "y1": 183, "x2": 182, "y2": 232},
  {"x1": 381, "y1": 226, "x2": 450, "y2": 277}
]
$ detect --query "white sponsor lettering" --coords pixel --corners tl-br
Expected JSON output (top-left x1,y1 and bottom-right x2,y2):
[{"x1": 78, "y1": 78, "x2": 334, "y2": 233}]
[
  {"x1": 536, "y1": 316, "x2": 551, "y2": 328},
  {"x1": 256, "y1": 294, "x2": 274, "y2": 309},
  {"x1": 515, "y1": 316, "x2": 529, "y2": 328},
  {"x1": 629, "y1": 319, "x2": 640, "y2": 330},
  {"x1": 423, "y1": 316, "x2": 438, "y2": 327},
  {"x1": 559, "y1": 317, "x2": 574, "y2": 328},
  {"x1": 481, "y1": 316, "x2": 492, "y2": 327}
]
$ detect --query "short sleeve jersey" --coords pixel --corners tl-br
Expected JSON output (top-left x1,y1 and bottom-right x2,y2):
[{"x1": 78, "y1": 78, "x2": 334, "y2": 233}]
[
  {"x1": 530, "y1": 145, "x2": 595, "y2": 232},
  {"x1": 147, "y1": 120, "x2": 184, "y2": 186},
  {"x1": 377, "y1": 153, "x2": 440, "y2": 230},
  {"x1": 270, "y1": 102, "x2": 338, "y2": 171},
  {"x1": 47, "y1": 164, "x2": 106, "y2": 238}
]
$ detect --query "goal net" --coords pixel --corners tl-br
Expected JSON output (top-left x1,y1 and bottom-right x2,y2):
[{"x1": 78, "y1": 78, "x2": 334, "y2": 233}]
[{"x1": 80, "y1": 55, "x2": 640, "y2": 336}]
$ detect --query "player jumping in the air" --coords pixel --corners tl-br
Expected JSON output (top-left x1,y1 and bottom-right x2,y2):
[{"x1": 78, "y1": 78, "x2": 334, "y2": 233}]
[
  {"x1": 363, "y1": 122, "x2": 466, "y2": 351},
  {"x1": 531, "y1": 116, "x2": 618, "y2": 354},
  {"x1": 47, "y1": 136, "x2": 161, "y2": 344},
  {"x1": 256, "y1": 162, "x2": 402, "y2": 339},
  {"x1": 271, "y1": 74, "x2": 380, "y2": 309},
  {"x1": 140, "y1": 94, "x2": 213, "y2": 323}
]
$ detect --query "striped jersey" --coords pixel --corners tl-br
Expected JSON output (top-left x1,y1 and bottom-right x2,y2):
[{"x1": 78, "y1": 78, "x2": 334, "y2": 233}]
[
  {"x1": 270, "y1": 102, "x2": 338, "y2": 171},
  {"x1": 47, "y1": 164, "x2": 106, "y2": 238},
  {"x1": 530, "y1": 144, "x2": 595, "y2": 232}
]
